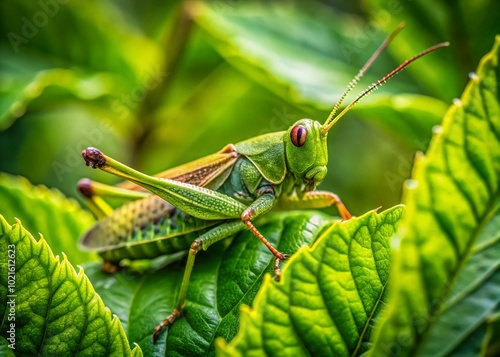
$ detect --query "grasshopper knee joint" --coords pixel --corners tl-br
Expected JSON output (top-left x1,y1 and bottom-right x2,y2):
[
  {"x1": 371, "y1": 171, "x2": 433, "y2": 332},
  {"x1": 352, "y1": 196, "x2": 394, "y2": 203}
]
[
  {"x1": 190, "y1": 239, "x2": 202, "y2": 254},
  {"x1": 241, "y1": 208, "x2": 254, "y2": 222}
]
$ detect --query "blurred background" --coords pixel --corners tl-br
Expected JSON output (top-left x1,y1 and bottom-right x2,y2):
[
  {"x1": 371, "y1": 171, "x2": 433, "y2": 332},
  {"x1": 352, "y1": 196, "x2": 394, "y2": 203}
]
[{"x1": 1, "y1": 0, "x2": 499, "y2": 216}]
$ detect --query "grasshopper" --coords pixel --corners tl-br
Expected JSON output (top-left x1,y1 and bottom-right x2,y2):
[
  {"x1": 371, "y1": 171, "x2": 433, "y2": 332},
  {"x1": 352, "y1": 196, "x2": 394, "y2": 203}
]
[{"x1": 78, "y1": 23, "x2": 448, "y2": 342}]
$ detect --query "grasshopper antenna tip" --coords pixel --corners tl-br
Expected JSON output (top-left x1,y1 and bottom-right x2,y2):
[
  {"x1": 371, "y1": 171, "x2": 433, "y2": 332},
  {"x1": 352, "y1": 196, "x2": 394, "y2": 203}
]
[{"x1": 321, "y1": 39, "x2": 449, "y2": 134}]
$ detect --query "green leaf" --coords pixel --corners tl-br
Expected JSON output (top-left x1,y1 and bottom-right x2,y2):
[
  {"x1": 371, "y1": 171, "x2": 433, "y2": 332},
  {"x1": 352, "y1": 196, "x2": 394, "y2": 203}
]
[
  {"x1": 0, "y1": 0, "x2": 158, "y2": 129},
  {"x1": 0, "y1": 60, "x2": 126, "y2": 131},
  {"x1": 216, "y1": 206, "x2": 404, "y2": 356},
  {"x1": 84, "y1": 211, "x2": 335, "y2": 356},
  {"x1": 484, "y1": 312, "x2": 500, "y2": 356},
  {"x1": 0, "y1": 215, "x2": 143, "y2": 356},
  {"x1": 194, "y1": 2, "x2": 449, "y2": 152},
  {"x1": 0, "y1": 173, "x2": 96, "y2": 265},
  {"x1": 419, "y1": 210, "x2": 500, "y2": 356},
  {"x1": 0, "y1": 336, "x2": 16, "y2": 357},
  {"x1": 195, "y1": 3, "x2": 419, "y2": 110},
  {"x1": 370, "y1": 35, "x2": 500, "y2": 356}
]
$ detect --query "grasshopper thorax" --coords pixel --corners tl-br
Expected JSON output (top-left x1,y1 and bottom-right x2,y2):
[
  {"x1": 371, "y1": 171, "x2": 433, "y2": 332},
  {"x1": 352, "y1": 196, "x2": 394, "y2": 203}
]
[{"x1": 285, "y1": 119, "x2": 328, "y2": 190}]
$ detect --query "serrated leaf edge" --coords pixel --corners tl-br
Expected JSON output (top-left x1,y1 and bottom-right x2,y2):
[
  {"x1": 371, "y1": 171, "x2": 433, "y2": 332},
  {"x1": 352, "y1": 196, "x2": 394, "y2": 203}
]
[{"x1": 0, "y1": 214, "x2": 143, "y2": 356}]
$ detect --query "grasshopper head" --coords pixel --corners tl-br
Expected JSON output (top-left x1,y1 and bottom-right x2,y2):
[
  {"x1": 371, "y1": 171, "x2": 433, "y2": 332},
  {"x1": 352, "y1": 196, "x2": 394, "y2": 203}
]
[{"x1": 285, "y1": 118, "x2": 328, "y2": 190}]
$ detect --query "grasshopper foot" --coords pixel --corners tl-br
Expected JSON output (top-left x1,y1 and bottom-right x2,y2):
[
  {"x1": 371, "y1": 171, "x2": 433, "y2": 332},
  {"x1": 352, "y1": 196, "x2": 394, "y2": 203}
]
[
  {"x1": 82, "y1": 147, "x2": 106, "y2": 169},
  {"x1": 273, "y1": 253, "x2": 290, "y2": 281},
  {"x1": 152, "y1": 307, "x2": 181, "y2": 343}
]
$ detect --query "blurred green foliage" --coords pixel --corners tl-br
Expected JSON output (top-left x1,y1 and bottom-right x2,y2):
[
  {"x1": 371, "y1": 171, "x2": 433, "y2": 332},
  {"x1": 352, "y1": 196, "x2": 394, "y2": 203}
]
[
  {"x1": 1, "y1": 1, "x2": 499, "y2": 355},
  {"x1": 1, "y1": 0, "x2": 498, "y2": 215}
]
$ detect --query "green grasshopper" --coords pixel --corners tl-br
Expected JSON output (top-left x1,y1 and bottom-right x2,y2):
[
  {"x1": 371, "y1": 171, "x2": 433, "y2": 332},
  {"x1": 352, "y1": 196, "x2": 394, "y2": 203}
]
[{"x1": 78, "y1": 23, "x2": 448, "y2": 342}]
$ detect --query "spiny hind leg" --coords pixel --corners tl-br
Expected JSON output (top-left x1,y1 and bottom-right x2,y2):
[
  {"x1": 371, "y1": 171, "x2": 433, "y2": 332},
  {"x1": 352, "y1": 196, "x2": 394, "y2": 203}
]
[{"x1": 152, "y1": 220, "x2": 245, "y2": 343}]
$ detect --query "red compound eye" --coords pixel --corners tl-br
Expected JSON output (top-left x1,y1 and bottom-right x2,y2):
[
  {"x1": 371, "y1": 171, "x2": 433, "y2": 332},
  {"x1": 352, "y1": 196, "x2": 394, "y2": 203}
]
[{"x1": 290, "y1": 125, "x2": 307, "y2": 147}]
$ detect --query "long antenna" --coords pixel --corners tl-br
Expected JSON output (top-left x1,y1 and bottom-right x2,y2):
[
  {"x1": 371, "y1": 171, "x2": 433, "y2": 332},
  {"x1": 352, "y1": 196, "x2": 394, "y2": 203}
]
[
  {"x1": 324, "y1": 22, "x2": 406, "y2": 130},
  {"x1": 321, "y1": 41, "x2": 449, "y2": 134}
]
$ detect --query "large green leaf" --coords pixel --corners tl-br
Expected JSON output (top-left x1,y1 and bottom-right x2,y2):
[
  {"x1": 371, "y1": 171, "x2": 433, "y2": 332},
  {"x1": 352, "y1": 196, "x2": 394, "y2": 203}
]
[
  {"x1": 419, "y1": 210, "x2": 500, "y2": 356},
  {"x1": 0, "y1": 0, "x2": 158, "y2": 130},
  {"x1": 193, "y1": 3, "x2": 448, "y2": 135},
  {"x1": 0, "y1": 58, "x2": 127, "y2": 131},
  {"x1": 0, "y1": 173, "x2": 96, "y2": 265},
  {"x1": 370, "y1": 35, "x2": 500, "y2": 356},
  {"x1": 195, "y1": 3, "x2": 415, "y2": 108},
  {"x1": 216, "y1": 206, "x2": 404, "y2": 356},
  {"x1": 0, "y1": 215, "x2": 142, "y2": 356}
]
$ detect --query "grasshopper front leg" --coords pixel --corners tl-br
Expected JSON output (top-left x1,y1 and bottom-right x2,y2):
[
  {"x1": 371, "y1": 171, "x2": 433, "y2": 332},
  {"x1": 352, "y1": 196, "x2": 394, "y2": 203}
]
[{"x1": 240, "y1": 188, "x2": 290, "y2": 273}]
